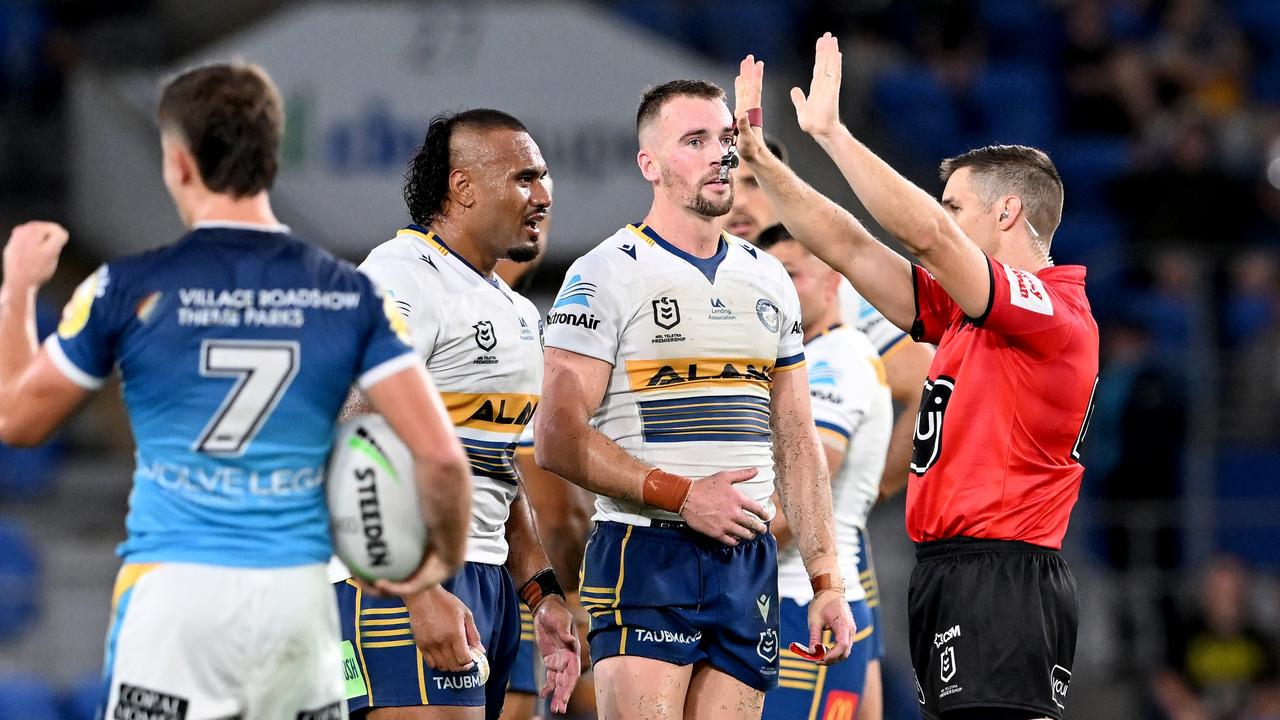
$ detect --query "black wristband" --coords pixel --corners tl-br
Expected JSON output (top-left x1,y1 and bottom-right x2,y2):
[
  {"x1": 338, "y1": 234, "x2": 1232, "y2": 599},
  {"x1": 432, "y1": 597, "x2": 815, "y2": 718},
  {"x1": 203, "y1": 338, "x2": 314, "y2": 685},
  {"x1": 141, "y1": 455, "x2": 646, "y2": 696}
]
[{"x1": 519, "y1": 567, "x2": 565, "y2": 610}]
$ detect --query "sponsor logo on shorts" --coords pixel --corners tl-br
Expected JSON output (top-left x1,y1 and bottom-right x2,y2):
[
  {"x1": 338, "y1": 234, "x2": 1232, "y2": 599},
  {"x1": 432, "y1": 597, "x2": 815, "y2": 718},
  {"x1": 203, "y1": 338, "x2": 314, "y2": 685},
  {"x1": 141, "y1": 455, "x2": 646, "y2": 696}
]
[
  {"x1": 939, "y1": 645, "x2": 957, "y2": 683},
  {"x1": 756, "y1": 628, "x2": 778, "y2": 663},
  {"x1": 297, "y1": 703, "x2": 343, "y2": 720},
  {"x1": 822, "y1": 690, "x2": 860, "y2": 720},
  {"x1": 1051, "y1": 664, "x2": 1072, "y2": 709},
  {"x1": 635, "y1": 628, "x2": 701, "y2": 645},
  {"x1": 114, "y1": 683, "x2": 188, "y2": 720},
  {"x1": 756, "y1": 594, "x2": 771, "y2": 622},
  {"x1": 435, "y1": 672, "x2": 485, "y2": 690},
  {"x1": 933, "y1": 624, "x2": 961, "y2": 648}
]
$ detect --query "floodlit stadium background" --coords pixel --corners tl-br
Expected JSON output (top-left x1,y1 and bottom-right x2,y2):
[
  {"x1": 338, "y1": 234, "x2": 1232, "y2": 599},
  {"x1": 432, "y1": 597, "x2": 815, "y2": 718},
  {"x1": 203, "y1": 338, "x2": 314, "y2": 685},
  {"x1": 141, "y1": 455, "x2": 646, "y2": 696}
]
[{"x1": 2, "y1": 1, "x2": 1280, "y2": 718}]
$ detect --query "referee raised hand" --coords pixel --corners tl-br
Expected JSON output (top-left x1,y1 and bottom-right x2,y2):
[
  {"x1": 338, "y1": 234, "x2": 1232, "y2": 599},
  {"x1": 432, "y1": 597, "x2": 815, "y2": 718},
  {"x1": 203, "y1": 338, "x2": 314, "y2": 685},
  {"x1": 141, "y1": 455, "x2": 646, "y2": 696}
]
[{"x1": 736, "y1": 33, "x2": 1099, "y2": 720}]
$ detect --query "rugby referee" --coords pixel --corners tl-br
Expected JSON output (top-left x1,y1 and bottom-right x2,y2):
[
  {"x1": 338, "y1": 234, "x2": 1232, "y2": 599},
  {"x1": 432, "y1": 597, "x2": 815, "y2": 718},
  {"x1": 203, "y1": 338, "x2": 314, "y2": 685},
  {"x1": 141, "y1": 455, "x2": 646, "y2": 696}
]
[{"x1": 733, "y1": 36, "x2": 1098, "y2": 720}]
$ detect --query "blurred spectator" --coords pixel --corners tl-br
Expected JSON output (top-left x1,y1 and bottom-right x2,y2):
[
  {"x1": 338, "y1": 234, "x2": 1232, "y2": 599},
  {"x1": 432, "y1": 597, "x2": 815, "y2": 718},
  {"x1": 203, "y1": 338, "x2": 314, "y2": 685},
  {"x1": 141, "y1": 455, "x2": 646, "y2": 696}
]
[
  {"x1": 1124, "y1": 248, "x2": 1203, "y2": 371},
  {"x1": 1153, "y1": 556, "x2": 1280, "y2": 720},
  {"x1": 1091, "y1": 314, "x2": 1187, "y2": 569},
  {"x1": 1148, "y1": 0, "x2": 1249, "y2": 120},
  {"x1": 1223, "y1": 249, "x2": 1280, "y2": 442},
  {"x1": 1225, "y1": 249, "x2": 1279, "y2": 347},
  {"x1": 1088, "y1": 313, "x2": 1186, "y2": 668},
  {"x1": 1058, "y1": 0, "x2": 1157, "y2": 136},
  {"x1": 1112, "y1": 109, "x2": 1251, "y2": 250}
]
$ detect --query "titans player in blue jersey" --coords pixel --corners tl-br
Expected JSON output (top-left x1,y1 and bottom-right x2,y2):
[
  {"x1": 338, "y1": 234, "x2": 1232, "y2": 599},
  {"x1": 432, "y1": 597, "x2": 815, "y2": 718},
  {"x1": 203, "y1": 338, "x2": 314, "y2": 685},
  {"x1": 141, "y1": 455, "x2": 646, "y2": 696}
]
[{"x1": 0, "y1": 62, "x2": 471, "y2": 720}]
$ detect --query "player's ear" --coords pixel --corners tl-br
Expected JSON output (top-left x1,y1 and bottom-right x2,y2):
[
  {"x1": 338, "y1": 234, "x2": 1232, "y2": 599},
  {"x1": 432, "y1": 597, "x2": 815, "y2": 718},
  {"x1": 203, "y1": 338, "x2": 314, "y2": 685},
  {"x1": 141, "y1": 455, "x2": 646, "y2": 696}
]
[
  {"x1": 637, "y1": 148, "x2": 660, "y2": 183},
  {"x1": 162, "y1": 134, "x2": 197, "y2": 188},
  {"x1": 997, "y1": 196, "x2": 1022, "y2": 232},
  {"x1": 449, "y1": 167, "x2": 476, "y2": 210},
  {"x1": 824, "y1": 268, "x2": 842, "y2": 299}
]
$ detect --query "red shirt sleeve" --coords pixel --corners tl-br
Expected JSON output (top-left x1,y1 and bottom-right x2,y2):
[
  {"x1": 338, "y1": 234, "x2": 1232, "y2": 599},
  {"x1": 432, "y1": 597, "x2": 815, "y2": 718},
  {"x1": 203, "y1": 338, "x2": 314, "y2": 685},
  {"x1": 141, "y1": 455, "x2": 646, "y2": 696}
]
[
  {"x1": 910, "y1": 264, "x2": 958, "y2": 345},
  {"x1": 976, "y1": 256, "x2": 1076, "y2": 355}
]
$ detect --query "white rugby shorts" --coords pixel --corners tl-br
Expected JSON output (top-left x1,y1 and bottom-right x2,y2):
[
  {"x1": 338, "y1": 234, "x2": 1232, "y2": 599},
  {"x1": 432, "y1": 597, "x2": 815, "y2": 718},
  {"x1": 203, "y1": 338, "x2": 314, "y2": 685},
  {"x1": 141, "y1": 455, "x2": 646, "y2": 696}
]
[{"x1": 101, "y1": 562, "x2": 346, "y2": 720}]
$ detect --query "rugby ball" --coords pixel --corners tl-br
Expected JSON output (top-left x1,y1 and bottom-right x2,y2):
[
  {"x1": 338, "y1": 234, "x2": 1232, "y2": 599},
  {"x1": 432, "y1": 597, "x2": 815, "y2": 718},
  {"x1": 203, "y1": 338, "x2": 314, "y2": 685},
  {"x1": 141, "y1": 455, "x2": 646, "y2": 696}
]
[{"x1": 327, "y1": 414, "x2": 429, "y2": 582}]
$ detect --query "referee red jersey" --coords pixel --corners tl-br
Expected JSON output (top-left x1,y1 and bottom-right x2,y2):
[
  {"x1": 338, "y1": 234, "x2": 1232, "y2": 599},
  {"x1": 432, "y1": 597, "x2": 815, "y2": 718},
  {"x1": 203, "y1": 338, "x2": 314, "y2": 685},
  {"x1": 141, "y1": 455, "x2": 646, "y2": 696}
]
[{"x1": 906, "y1": 256, "x2": 1099, "y2": 549}]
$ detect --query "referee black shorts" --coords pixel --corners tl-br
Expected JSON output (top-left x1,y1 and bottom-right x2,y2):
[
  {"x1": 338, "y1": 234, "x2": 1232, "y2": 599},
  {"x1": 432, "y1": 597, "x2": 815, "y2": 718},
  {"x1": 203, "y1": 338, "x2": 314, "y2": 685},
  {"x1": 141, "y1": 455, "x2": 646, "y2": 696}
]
[{"x1": 908, "y1": 537, "x2": 1078, "y2": 719}]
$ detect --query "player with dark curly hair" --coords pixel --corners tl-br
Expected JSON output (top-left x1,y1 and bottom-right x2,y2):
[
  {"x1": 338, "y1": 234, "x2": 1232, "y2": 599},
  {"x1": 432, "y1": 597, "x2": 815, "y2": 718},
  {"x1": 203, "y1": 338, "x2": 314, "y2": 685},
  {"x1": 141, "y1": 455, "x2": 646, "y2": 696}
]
[{"x1": 332, "y1": 108, "x2": 579, "y2": 720}]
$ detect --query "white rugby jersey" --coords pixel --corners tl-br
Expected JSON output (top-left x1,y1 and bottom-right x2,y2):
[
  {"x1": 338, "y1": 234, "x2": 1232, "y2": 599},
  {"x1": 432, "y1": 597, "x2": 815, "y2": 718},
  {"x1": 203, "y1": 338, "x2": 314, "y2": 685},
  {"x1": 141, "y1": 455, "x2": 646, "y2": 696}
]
[
  {"x1": 361, "y1": 225, "x2": 543, "y2": 566},
  {"x1": 544, "y1": 223, "x2": 806, "y2": 526},
  {"x1": 777, "y1": 324, "x2": 892, "y2": 604},
  {"x1": 838, "y1": 278, "x2": 913, "y2": 358}
]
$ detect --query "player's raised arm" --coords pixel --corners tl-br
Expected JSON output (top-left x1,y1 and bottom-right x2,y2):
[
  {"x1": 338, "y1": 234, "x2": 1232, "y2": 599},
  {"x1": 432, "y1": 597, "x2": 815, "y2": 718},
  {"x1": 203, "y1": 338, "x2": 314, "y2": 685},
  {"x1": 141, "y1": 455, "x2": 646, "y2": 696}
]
[
  {"x1": 0, "y1": 222, "x2": 91, "y2": 446},
  {"x1": 365, "y1": 364, "x2": 472, "y2": 593},
  {"x1": 790, "y1": 34, "x2": 992, "y2": 319},
  {"x1": 732, "y1": 56, "x2": 916, "y2": 331}
]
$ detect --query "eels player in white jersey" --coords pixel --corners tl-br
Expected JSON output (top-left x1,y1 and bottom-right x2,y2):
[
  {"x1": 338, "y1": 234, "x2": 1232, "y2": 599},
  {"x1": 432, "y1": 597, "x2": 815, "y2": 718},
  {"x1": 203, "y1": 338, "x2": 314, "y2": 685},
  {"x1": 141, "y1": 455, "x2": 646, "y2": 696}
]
[
  {"x1": 757, "y1": 224, "x2": 893, "y2": 720},
  {"x1": 536, "y1": 79, "x2": 855, "y2": 720},
  {"x1": 494, "y1": 191, "x2": 598, "y2": 720},
  {"x1": 334, "y1": 109, "x2": 580, "y2": 720},
  {"x1": 0, "y1": 63, "x2": 471, "y2": 720}
]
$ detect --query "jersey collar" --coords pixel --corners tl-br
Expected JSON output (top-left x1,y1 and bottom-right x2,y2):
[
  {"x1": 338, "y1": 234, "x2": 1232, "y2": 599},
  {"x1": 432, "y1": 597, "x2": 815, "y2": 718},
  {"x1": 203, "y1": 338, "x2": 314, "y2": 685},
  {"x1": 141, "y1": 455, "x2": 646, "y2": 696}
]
[
  {"x1": 629, "y1": 223, "x2": 728, "y2": 284},
  {"x1": 192, "y1": 220, "x2": 290, "y2": 234},
  {"x1": 402, "y1": 224, "x2": 502, "y2": 290},
  {"x1": 804, "y1": 322, "x2": 845, "y2": 346}
]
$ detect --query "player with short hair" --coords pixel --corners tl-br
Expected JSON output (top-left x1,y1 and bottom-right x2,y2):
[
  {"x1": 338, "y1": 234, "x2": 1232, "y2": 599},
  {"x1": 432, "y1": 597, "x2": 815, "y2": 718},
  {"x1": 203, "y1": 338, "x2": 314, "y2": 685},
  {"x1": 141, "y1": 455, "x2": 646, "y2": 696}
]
[
  {"x1": 733, "y1": 37, "x2": 1098, "y2": 720},
  {"x1": 755, "y1": 225, "x2": 893, "y2": 720},
  {"x1": 0, "y1": 62, "x2": 471, "y2": 720},
  {"x1": 536, "y1": 79, "x2": 855, "y2": 720},
  {"x1": 726, "y1": 135, "x2": 935, "y2": 720},
  {"x1": 334, "y1": 109, "x2": 580, "y2": 720}
]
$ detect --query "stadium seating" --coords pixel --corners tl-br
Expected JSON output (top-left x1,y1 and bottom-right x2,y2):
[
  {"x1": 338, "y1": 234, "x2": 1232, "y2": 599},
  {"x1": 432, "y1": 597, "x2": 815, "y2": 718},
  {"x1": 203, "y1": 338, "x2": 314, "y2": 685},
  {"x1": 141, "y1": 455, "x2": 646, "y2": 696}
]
[
  {"x1": 0, "y1": 518, "x2": 40, "y2": 641},
  {"x1": 1050, "y1": 135, "x2": 1132, "y2": 206},
  {"x1": 0, "y1": 675, "x2": 60, "y2": 720},
  {"x1": 1230, "y1": 0, "x2": 1280, "y2": 102},
  {"x1": 1216, "y1": 448, "x2": 1280, "y2": 571},
  {"x1": 970, "y1": 62, "x2": 1058, "y2": 149},
  {"x1": 975, "y1": 0, "x2": 1056, "y2": 62},
  {"x1": 59, "y1": 675, "x2": 102, "y2": 720},
  {"x1": 873, "y1": 65, "x2": 961, "y2": 164}
]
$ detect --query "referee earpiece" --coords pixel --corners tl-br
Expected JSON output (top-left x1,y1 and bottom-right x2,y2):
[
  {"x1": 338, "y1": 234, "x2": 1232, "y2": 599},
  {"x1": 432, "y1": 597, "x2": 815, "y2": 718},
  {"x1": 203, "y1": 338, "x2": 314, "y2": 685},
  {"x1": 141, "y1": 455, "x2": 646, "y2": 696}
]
[{"x1": 999, "y1": 209, "x2": 1010, "y2": 222}]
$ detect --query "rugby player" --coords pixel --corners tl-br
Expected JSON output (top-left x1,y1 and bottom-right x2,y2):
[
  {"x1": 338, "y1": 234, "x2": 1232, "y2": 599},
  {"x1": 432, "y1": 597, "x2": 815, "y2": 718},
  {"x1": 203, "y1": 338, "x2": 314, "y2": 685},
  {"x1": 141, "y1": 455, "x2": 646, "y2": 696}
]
[
  {"x1": 0, "y1": 62, "x2": 471, "y2": 719},
  {"x1": 536, "y1": 79, "x2": 854, "y2": 720},
  {"x1": 334, "y1": 109, "x2": 579, "y2": 720},
  {"x1": 757, "y1": 225, "x2": 893, "y2": 720},
  {"x1": 734, "y1": 37, "x2": 1098, "y2": 720}
]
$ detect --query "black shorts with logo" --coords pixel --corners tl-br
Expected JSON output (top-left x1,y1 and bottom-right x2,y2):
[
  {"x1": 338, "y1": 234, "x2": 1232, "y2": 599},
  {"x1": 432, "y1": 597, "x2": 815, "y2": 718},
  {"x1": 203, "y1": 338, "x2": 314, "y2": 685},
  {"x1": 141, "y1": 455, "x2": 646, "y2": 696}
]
[{"x1": 908, "y1": 537, "x2": 1078, "y2": 719}]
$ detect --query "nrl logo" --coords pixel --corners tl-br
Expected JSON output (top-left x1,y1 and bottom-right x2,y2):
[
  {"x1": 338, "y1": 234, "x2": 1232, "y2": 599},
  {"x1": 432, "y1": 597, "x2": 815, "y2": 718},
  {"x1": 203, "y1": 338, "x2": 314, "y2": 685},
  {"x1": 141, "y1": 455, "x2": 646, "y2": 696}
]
[
  {"x1": 473, "y1": 321, "x2": 497, "y2": 352},
  {"x1": 756, "y1": 628, "x2": 778, "y2": 663},
  {"x1": 652, "y1": 296, "x2": 681, "y2": 330}
]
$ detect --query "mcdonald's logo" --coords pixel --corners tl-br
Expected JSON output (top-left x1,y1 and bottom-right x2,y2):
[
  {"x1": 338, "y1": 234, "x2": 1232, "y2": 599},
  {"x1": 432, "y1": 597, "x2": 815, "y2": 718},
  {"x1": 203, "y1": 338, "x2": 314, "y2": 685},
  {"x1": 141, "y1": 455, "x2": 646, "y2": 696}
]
[{"x1": 822, "y1": 690, "x2": 860, "y2": 720}]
